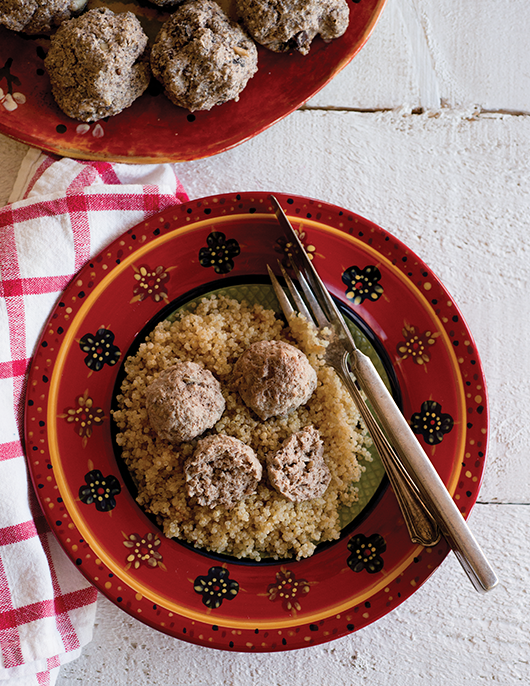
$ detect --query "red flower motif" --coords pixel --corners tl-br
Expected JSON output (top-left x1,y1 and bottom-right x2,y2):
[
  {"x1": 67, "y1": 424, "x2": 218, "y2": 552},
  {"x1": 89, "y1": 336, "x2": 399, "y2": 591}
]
[
  {"x1": 132, "y1": 264, "x2": 170, "y2": 303},
  {"x1": 267, "y1": 568, "x2": 310, "y2": 614},
  {"x1": 396, "y1": 323, "x2": 439, "y2": 366},
  {"x1": 63, "y1": 390, "x2": 104, "y2": 447},
  {"x1": 123, "y1": 532, "x2": 165, "y2": 570}
]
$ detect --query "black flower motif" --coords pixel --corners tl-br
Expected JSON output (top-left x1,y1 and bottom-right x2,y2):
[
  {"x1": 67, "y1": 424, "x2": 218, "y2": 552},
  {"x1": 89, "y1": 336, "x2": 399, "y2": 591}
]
[
  {"x1": 199, "y1": 232, "x2": 240, "y2": 274},
  {"x1": 347, "y1": 533, "x2": 386, "y2": 574},
  {"x1": 342, "y1": 265, "x2": 384, "y2": 305},
  {"x1": 411, "y1": 400, "x2": 454, "y2": 445},
  {"x1": 194, "y1": 566, "x2": 239, "y2": 609},
  {"x1": 79, "y1": 328, "x2": 121, "y2": 371},
  {"x1": 79, "y1": 469, "x2": 121, "y2": 512}
]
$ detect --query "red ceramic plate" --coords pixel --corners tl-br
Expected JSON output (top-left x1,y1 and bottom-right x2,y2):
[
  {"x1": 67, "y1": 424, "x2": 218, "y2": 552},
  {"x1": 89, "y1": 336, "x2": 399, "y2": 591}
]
[
  {"x1": 0, "y1": 0, "x2": 385, "y2": 163},
  {"x1": 25, "y1": 192, "x2": 489, "y2": 651}
]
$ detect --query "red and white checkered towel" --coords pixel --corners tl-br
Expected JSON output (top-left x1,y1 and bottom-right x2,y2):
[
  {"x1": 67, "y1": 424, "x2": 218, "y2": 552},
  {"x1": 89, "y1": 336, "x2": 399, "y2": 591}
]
[{"x1": 0, "y1": 149, "x2": 188, "y2": 685}]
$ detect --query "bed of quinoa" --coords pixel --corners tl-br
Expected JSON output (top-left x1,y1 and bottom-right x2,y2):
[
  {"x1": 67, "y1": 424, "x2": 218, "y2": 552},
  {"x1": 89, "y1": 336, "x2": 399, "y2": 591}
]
[{"x1": 112, "y1": 295, "x2": 372, "y2": 561}]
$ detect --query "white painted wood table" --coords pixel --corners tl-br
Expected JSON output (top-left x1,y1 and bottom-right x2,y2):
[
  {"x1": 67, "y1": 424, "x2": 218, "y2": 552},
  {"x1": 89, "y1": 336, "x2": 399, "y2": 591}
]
[{"x1": 1, "y1": 0, "x2": 529, "y2": 683}]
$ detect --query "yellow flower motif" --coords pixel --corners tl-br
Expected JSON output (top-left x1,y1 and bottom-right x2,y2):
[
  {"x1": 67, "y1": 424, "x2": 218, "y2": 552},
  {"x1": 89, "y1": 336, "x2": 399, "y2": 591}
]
[
  {"x1": 274, "y1": 231, "x2": 318, "y2": 265},
  {"x1": 62, "y1": 389, "x2": 104, "y2": 447},
  {"x1": 131, "y1": 264, "x2": 171, "y2": 303},
  {"x1": 123, "y1": 532, "x2": 165, "y2": 570},
  {"x1": 396, "y1": 323, "x2": 439, "y2": 366},
  {"x1": 267, "y1": 568, "x2": 310, "y2": 614}
]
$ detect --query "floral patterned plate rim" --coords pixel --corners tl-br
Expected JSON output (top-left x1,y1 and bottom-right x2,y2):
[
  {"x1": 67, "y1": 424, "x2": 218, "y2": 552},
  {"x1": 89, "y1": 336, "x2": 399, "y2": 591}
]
[
  {"x1": 25, "y1": 191, "x2": 489, "y2": 652},
  {"x1": 0, "y1": 0, "x2": 385, "y2": 163}
]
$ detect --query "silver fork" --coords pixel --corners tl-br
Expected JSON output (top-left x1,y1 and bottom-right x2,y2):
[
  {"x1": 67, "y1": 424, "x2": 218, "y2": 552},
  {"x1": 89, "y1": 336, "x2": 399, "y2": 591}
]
[
  {"x1": 267, "y1": 260, "x2": 441, "y2": 548},
  {"x1": 268, "y1": 195, "x2": 498, "y2": 592}
]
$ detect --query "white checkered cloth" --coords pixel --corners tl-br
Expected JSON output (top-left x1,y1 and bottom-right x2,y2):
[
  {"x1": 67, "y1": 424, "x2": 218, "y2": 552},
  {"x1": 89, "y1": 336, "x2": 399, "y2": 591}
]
[{"x1": 0, "y1": 149, "x2": 188, "y2": 685}]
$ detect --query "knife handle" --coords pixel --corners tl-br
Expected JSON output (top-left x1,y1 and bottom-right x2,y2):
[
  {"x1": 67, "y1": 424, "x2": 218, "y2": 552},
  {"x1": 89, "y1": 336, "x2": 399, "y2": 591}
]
[{"x1": 350, "y1": 348, "x2": 498, "y2": 593}]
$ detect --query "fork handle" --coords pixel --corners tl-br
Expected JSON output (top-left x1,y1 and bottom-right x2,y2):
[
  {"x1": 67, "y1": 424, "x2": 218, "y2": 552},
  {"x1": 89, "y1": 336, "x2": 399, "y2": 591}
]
[
  {"x1": 350, "y1": 348, "x2": 498, "y2": 593},
  {"x1": 340, "y1": 367, "x2": 441, "y2": 547}
]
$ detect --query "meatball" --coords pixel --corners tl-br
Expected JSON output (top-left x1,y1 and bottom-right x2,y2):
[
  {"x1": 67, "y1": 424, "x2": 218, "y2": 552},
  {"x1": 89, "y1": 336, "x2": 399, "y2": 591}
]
[
  {"x1": 146, "y1": 0, "x2": 185, "y2": 5},
  {"x1": 150, "y1": 0, "x2": 258, "y2": 112},
  {"x1": 0, "y1": 0, "x2": 87, "y2": 35},
  {"x1": 267, "y1": 425, "x2": 331, "y2": 502},
  {"x1": 233, "y1": 340, "x2": 317, "y2": 420},
  {"x1": 146, "y1": 361, "x2": 225, "y2": 443},
  {"x1": 235, "y1": 0, "x2": 349, "y2": 55},
  {"x1": 44, "y1": 8, "x2": 150, "y2": 122},
  {"x1": 184, "y1": 434, "x2": 262, "y2": 509}
]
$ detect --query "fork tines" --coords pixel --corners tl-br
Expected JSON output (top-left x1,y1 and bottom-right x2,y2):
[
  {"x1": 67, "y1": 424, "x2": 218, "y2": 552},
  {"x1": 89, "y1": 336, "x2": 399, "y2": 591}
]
[
  {"x1": 266, "y1": 264, "x2": 296, "y2": 321},
  {"x1": 269, "y1": 195, "x2": 346, "y2": 334}
]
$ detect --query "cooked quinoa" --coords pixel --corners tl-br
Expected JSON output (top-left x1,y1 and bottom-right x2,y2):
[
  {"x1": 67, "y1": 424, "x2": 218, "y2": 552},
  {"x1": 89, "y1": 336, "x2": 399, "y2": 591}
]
[{"x1": 113, "y1": 295, "x2": 372, "y2": 561}]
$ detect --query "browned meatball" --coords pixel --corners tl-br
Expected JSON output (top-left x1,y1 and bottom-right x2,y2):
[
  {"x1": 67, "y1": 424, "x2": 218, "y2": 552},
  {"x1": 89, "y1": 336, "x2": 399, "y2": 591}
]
[
  {"x1": 267, "y1": 425, "x2": 330, "y2": 502},
  {"x1": 44, "y1": 8, "x2": 150, "y2": 122},
  {"x1": 146, "y1": 361, "x2": 225, "y2": 443},
  {"x1": 233, "y1": 340, "x2": 317, "y2": 420},
  {"x1": 147, "y1": 0, "x2": 185, "y2": 6},
  {"x1": 184, "y1": 434, "x2": 262, "y2": 509},
  {"x1": 0, "y1": 0, "x2": 87, "y2": 35},
  {"x1": 150, "y1": 0, "x2": 258, "y2": 112},
  {"x1": 235, "y1": 0, "x2": 349, "y2": 55}
]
